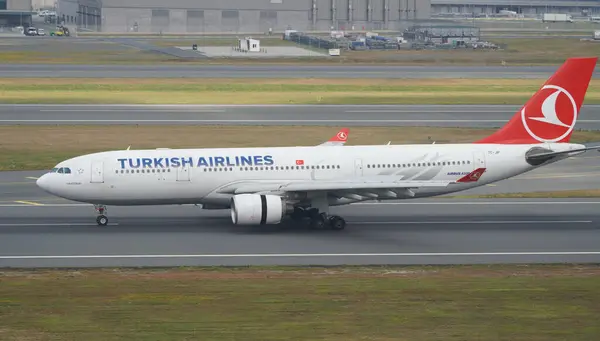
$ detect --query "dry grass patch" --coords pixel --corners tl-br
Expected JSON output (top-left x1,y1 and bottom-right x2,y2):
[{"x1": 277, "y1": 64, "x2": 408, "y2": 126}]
[
  {"x1": 0, "y1": 78, "x2": 553, "y2": 86},
  {"x1": 0, "y1": 90, "x2": 550, "y2": 105},
  {"x1": 2, "y1": 77, "x2": 600, "y2": 104},
  {"x1": 2, "y1": 125, "x2": 600, "y2": 171}
]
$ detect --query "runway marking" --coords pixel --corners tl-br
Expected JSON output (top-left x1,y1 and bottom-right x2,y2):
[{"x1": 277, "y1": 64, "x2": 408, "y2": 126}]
[
  {"x1": 0, "y1": 119, "x2": 514, "y2": 123},
  {"x1": 351, "y1": 220, "x2": 592, "y2": 224},
  {"x1": 40, "y1": 109, "x2": 226, "y2": 113},
  {"x1": 0, "y1": 204, "x2": 90, "y2": 207},
  {"x1": 1, "y1": 201, "x2": 600, "y2": 208},
  {"x1": 13, "y1": 200, "x2": 44, "y2": 206},
  {"x1": 0, "y1": 223, "x2": 119, "y2": 227},
  {"x1": 353, "y1": 201, "x2": 600, "y2": 205},
  {"x1": 25, "y1": 176, "x2": 39, "y2": 180},
  {"x1": 3, "y1": 119, "x2": 600, "y2": 124},
  {"x1": 345, "y1": 110, "x2": 509, "y2": 113},
  {"x1": 1, "y1": 251, "x2": 600, "y2": 260},
  {"x1": 0, "y1": 220, "x2": 588, "y2": 227}
]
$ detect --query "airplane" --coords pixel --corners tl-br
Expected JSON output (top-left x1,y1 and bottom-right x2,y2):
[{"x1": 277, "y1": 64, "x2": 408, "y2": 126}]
[{"x1": 36, "y1": 57, "x2": 599, "y2": 230}]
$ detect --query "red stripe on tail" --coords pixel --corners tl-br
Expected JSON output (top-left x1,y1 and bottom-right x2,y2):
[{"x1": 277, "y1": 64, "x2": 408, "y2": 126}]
[{"x1": 475, "y1": 57, "x2": 597, "y2": 144}]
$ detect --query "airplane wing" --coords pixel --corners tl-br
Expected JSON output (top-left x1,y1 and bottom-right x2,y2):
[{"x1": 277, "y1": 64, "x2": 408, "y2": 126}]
[
  {"x1": 318, "y1": 128, "x2": 349, "y2": 146},
  {"x1": 217, "y1": 168, "x2": 486, "y2": 198}
]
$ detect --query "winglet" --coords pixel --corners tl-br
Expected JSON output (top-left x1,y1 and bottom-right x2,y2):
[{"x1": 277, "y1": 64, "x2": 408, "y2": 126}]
[
  {"x1": 456, "y1": 168, "x2": 486, "y2": 183},
  {"x1": 319, "y1": 128, "x2": 349, "y2": 146}
]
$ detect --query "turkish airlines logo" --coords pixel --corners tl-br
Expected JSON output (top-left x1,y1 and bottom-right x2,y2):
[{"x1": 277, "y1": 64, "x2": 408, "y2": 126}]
[
  {"x1": 336, "y1": 131, "x2": 348, "y2": 141},
  {"x1": 521, "y1": 85, "x2": 578, "y2": 143}
]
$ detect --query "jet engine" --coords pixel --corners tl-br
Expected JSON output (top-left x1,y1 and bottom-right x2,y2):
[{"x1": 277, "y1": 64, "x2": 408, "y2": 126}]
[{"x1": 230, "y1": 194, "x2": 286, "y2": 225}]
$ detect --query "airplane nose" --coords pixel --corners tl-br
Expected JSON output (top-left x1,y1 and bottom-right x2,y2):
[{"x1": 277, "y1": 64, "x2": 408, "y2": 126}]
[{"x1": 36, "y1": 174, "x2": 50, "y2": 191}]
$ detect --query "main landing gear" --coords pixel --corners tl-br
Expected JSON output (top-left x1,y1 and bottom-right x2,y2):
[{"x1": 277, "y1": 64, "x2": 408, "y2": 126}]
[
  {"x1": 290, "y1": 207, "x2": 346, "y2": 230},
  {"x1": 94, "y1": 204, "x2": 108, "y2": 226}
]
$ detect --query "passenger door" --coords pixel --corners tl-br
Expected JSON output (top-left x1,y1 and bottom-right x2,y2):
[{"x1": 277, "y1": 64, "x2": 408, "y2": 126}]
[
  {"x1": 91, "y1": 160, "x2": 104, "y2": 183},
  {"x1": 176, "y1": 164, "x2": 191, "y2": 182}
]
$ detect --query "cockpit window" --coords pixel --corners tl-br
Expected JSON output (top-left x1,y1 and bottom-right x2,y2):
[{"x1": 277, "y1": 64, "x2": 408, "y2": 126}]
[{"x1": 50, "y1": 167, "x2": 71, "y2": 174}]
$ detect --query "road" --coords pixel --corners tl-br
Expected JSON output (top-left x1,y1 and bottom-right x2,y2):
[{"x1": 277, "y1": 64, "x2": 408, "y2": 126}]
[
  {"x1": 1, "y1": 152, "x2": 599, "y2": 268},
  {"x1": 0, "y1": 64, "x2": 589, "y2": 79},
  {"x1": 4, "y1": 104, "x2": 600, "y2": 129}
]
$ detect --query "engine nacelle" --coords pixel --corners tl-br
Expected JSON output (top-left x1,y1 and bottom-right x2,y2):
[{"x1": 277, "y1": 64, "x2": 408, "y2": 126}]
[{"x1": 230, "y1": 194, "x2": 286, "y2": 225}]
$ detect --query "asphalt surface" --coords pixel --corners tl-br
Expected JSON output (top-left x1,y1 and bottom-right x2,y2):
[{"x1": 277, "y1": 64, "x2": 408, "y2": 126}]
[
  {"x1": 4, "y1": 104, "x2": 600, "y2": 129},
  {"x1": 1, "y1": 199, "x2": 599, "y2": 268},
  {"x1": 0, "y1": 64, "x2": 588, "y2": 79},
  {"x1": 1, "y1": 152, "x2": 599, "y2": 268}
]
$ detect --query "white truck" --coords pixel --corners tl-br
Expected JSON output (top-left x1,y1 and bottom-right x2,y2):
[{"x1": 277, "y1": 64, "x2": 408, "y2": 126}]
[{"x1": 543, "y1": 13, "x2": 574, "y2": 23}]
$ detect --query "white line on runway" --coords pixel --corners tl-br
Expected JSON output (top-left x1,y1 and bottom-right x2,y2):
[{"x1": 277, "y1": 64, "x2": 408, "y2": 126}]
[
  {"x1": 351, "y1": 220, "x2": 592, "y2": 224},
  {"x1": 345, "y1": 110, "x2": 508, "y2": 113},
  {"x1": 1, "y1": 201, "x2": 600, "y2": 208},
  {"x1": 0, "y1": 119, "x2": 511, "y2": 123},
  {"x1": 0, "y1": 223, "x2": 119, "y2": 226},
  {"x1": 40, "y1": 109, "x2": 226, "y2": 112},
  {"x1": 1, "y1": 251, "x2": 600, "y2": 260},
  {"x1": 353, "y1": 201, "x2": 600, "y2": 205},
  {"x1": 0, "y1": 220, "x2": 589, "y2": 227},
  {"x1": 3, "y1": 119, "x2": 600, "y2": 124}
]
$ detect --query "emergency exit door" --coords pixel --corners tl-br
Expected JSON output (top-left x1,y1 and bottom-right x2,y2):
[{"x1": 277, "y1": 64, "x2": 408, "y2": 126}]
[
  {"x1": 90, "y1": 160, "x2": 104, "y2": 183},
  {"x1": 473, "y1": 151, "x2": 486, "y2": 168}
]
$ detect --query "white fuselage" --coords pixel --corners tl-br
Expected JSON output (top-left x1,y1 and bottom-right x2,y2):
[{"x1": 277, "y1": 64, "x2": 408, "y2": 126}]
[{"x1": 36, "y1": 142, "x2": 584, "y2": 206}]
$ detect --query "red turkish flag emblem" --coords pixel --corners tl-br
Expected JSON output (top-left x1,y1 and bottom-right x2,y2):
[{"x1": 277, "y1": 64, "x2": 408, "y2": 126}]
[{"x1": 296, "y1": 160, "x2": 304, "y2": 165}]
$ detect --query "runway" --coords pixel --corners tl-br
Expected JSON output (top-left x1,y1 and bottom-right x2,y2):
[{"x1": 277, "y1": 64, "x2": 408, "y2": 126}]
[
  {"x1": 4, "y1": 104, "x2": 600, "y2": 129},
  {"x1": 0, "y1": 64, "x2": 590, "y2": 79},
  {"x1": 1, "y1": 151, "x2": 600, "y2": 268},
  {"x1": 0, "y1": 199, "x2": 599, "y2": 268}
]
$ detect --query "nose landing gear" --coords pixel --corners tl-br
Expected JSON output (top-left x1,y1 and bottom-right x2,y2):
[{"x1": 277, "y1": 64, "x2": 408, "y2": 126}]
[{"x1": 94, "y1": 204, "x2": 108, "y2": 226}]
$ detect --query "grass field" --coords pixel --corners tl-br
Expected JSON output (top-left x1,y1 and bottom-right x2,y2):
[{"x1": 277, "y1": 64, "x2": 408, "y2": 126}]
[
  {"x1": 0, "y1": 38, "x2": 598, "y2": 65},
  {"x1": 1, "y1": 265, "x2": 599, "y2": 340},
  {"x1": 2, "y1": 78, "x2": 600, "y2": 104},
  {"x1": 2, "y1": 125, "x2": 600, "y2": 171}
]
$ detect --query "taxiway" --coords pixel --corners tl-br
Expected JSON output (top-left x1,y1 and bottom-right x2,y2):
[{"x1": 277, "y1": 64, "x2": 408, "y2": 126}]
[{"x1": 3, "y1": 104, "x2": 600, "y2": 129}]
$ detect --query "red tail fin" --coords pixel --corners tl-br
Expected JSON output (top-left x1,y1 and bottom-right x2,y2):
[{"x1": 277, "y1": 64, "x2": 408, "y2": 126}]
[
  {"x1": 476, "y1": 57, "x2": 597, "y2": 144},
  {"x1": 329, "y1": 128, "x2": 349, "y2": 143}
]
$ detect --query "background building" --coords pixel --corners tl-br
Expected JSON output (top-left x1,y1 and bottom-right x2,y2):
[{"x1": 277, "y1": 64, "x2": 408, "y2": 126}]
[
  {"x1": 100, "y1": 0, "x2": 431, "y2": 33},
  {"x1": 1, "y1": 0, "x2": 35, "y2": 27},
  {"x1": 431, "y1": 0, "x2": 600, "y2": 17}
]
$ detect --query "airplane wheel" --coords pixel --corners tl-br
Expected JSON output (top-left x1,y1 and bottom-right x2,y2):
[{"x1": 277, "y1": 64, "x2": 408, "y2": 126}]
[
  {"x1": 309, "y1": 214, "x2": 326, "y2": 230},
  {"x1": 96, "y1": 215, "x2": 108, "y2": 226},
  {"x1": 328, "y1": 216, "x2": 346, "y2": 230}
]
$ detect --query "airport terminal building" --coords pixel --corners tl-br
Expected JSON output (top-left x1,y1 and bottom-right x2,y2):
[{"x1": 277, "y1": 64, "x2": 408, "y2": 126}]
[
  {"x1": 99, "y1": 0, "x2": 431, "y2": 33},
  {"x1": 431, "y1": 0, "x2": 600, "y2": 16}
]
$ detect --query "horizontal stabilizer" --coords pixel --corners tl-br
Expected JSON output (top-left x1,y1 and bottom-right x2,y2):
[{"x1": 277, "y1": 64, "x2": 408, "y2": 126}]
[{"x1": 526, "y1": 145, "x2": 600, "y2": 164}]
